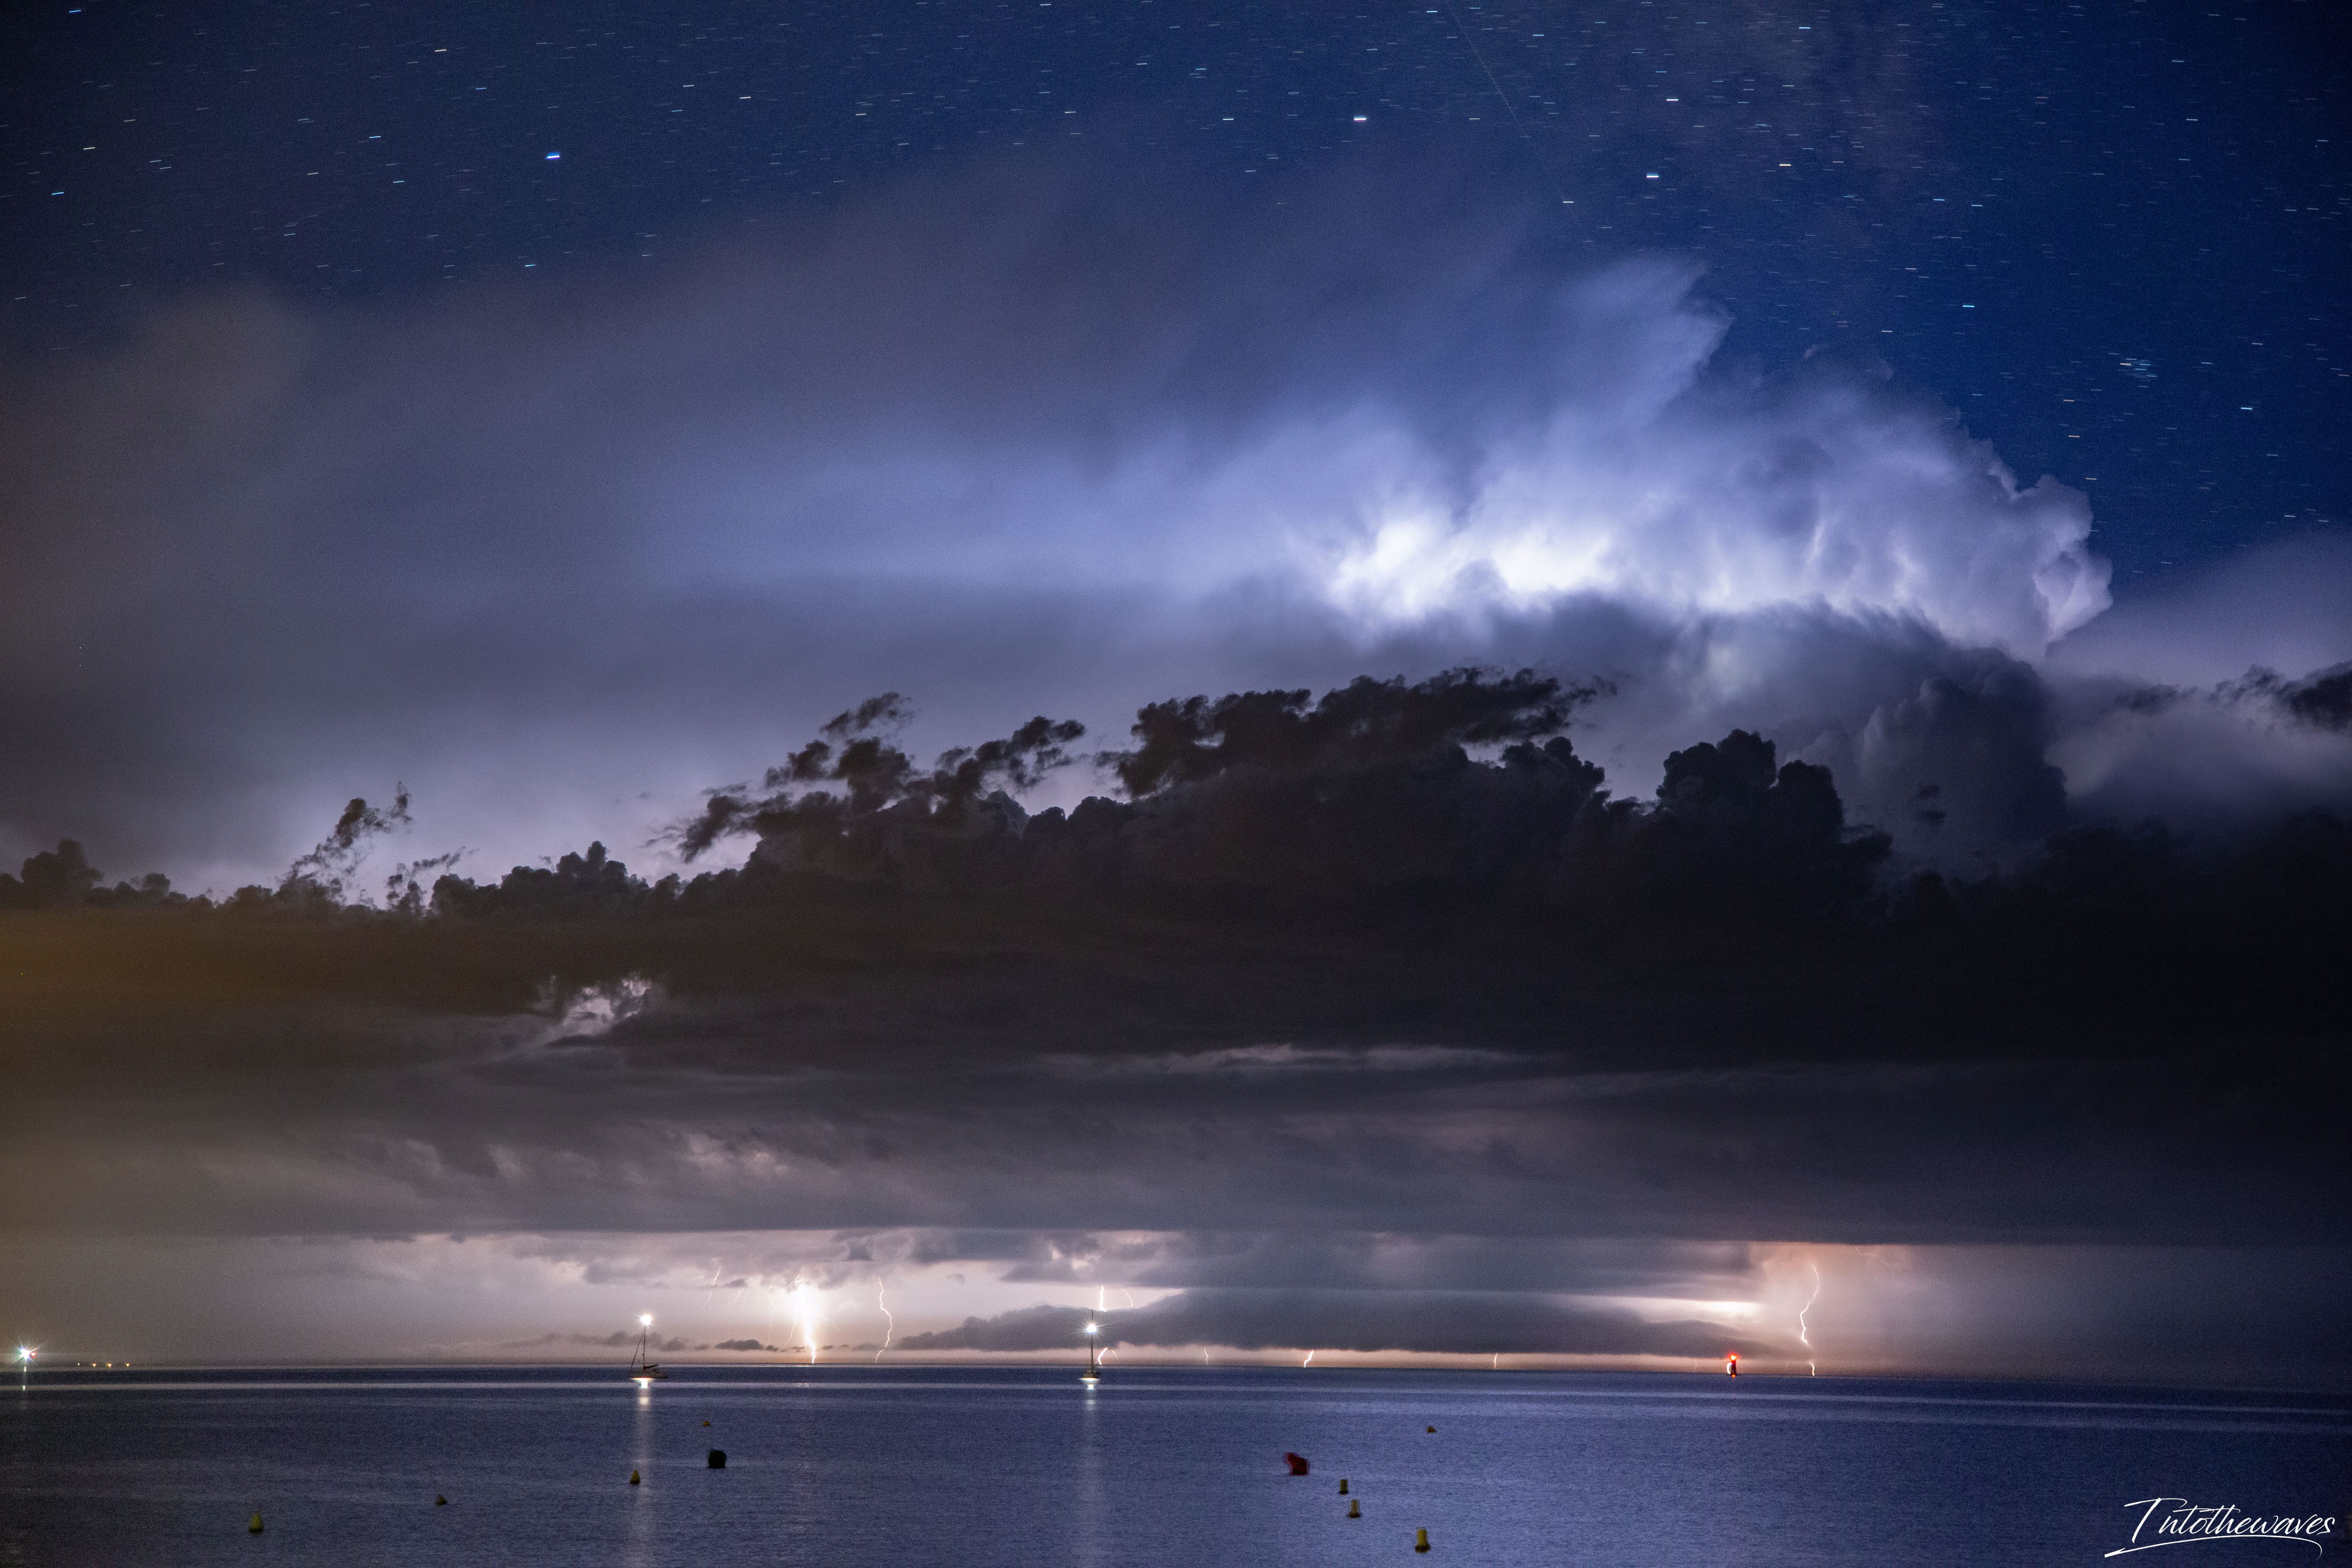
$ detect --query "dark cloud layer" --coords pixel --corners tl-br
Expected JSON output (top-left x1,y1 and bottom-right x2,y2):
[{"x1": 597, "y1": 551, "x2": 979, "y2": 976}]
[{"x1": 2, "y1": 675, "x2": 2342, "y2": 1309}]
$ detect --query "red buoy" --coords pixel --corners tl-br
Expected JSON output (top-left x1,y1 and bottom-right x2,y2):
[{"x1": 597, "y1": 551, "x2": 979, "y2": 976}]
[{"x1": 1284, "y1": 1452, "x2": 1311, "y2": 1476}]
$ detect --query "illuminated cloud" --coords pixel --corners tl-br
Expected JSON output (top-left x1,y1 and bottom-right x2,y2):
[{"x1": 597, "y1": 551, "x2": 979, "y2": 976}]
[
  {"x1": 0, "y1": 162, "x2": 2148, "y2": 885},
  {"x1": 1313, "y1": 359, "x2": 2108, "y2": 658}
]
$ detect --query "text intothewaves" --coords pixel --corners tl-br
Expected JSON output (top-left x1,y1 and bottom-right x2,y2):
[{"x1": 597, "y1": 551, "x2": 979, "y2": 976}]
[{"x1": 2106, "y1": 1499, "x2": 2339, "y2": 1558}]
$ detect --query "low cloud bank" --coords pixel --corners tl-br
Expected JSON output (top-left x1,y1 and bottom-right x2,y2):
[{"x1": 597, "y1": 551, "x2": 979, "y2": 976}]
[
  {"x1": 901, "y1": 1289, "x2": 1759, "y2": 1360},
  {"x1": 1, "y1": 670, "x2": 2342, "y2": 1269}
]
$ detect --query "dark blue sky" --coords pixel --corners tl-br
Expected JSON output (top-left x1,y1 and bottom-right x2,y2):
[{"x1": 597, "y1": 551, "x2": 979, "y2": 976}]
[{"x1": 8, "y1": 0, "x2": 2347, "y2": 580}]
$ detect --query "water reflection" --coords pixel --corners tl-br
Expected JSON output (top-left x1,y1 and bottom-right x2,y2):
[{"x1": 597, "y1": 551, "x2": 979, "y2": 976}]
[
  {"x1": 622, "y1": 1385, "x2": 655, "y2": 1567},
  {"x1": 1073, "y1": 1379, "x2": 1105, "y2": 1566}
]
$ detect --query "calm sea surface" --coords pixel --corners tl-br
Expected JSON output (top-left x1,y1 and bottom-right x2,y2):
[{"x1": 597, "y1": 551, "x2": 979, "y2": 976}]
[{"x1": 2, "y1": 1366, "x2": 2345, "y2": 1566}]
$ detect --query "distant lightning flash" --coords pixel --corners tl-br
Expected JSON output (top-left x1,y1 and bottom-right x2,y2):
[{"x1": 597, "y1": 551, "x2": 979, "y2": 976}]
[
  {"x1": 792, "y1": 1282, "x2": 822, "y2": 1367},
  {"x1": 875, "y1": 1284, "x2": 895, "y2": 1364},
  {"x1": 1798, "y1": 1263, "x2": 1822, "y2": 1376},
  {"x1": 1091, "y1": 1288, "x2": 1123, "y2": 1362},
  {"x1": 1302, "y1": 1350, "x2": 1315, "y2": 1366}
]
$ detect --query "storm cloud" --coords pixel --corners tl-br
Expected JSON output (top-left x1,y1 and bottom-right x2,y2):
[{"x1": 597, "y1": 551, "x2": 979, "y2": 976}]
[
  {"x1": 11, "y1": 153, "x2": 2335, "y2": 894},
  {"x1": 2, "y1": 660, "x2": 2345, "y2": 1373},
  {"x1": 3, "y1": 151, "x2": 2348, "y2": 1379}
]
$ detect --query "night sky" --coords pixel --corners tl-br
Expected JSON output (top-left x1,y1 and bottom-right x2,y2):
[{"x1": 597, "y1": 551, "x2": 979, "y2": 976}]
[
  {"x1": 2, "y1": 2, "x2": 2347, "y2": 1379},
  {"x1": 12, "y1": 2, "x2": 2347, "y2": 574}
]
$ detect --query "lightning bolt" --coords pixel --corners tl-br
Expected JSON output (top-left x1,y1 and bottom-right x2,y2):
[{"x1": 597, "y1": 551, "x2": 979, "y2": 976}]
[
  {"x1": 1302, "y1": 1350, "x2": 1315, "y2": 1366},
  {"x1": 874, "y1": 1283, "x2": 894, "y2": 1364},
  {"x1": 1797, "y1": 1262, "x2": 1822, "y2": 1376},
  {"x1": 791, "y1": 1281, "x2": 822, "y2": 1367}
]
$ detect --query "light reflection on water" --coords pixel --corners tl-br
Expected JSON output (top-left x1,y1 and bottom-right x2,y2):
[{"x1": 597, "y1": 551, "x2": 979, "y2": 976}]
[
  {"x1": 1074, "y1": 1378, "x2": 1105, "y2": 1565},
  {"x1": 624, "y1": 1385, "x2": 654, "y2": 1568}
]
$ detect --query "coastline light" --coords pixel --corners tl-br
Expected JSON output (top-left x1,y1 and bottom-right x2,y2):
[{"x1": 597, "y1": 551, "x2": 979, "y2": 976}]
[{"x1": 639, "y1": 1314, "x2": 653, "y2": 1327}]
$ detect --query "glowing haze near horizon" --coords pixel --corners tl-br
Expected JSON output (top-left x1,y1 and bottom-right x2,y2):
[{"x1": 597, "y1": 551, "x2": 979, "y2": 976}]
[{"x1": 2, "y1": 0, "x2": 2348, "y2": 1379}]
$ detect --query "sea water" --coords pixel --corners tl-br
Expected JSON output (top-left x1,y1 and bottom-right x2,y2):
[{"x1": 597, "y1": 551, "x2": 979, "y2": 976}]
[{"x1": 2, "y1": 1366, "x2": 2345, "y2": 1565}]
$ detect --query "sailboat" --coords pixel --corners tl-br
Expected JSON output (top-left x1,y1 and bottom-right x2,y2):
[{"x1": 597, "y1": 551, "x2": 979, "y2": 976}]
[{"x1": 629, "y1": 1315, "x2": 669, "y2": 1382}]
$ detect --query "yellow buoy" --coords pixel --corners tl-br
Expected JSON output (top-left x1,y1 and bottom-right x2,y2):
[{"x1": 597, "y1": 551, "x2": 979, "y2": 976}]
[
  {"x1": 1338, "y1": 1478, "x2": 1349, "y2": 1495},
  {"x1": 1348, "y1": 1499, "x2": 1362, "y2": 1519},
  {"x1": 1415, "y1": 1525, "x2": 1432, "y2": 1552},
  {"x1": 628, "y1": 1469, "x2": 641, "y2": 1486},
  {"x1": 247, "y1": 1511, "x2": 264, "y2": 1535},
  {"x1": 435, "y1": 1494, "x2": 448, "y2": 1506}
]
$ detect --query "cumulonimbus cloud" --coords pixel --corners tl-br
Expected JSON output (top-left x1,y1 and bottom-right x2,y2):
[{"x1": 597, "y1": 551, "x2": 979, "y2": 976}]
[
  {"x1": 3, "y1": 155, "x2": 2348, "y2": 1381},
  {"x1": 10, "y1": 154, "x2": 2337, "y2": 886}
]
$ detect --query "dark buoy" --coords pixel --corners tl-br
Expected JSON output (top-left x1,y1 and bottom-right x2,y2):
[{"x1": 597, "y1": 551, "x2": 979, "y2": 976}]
[
  {"x1": 1338, "y1": 1478, "x2": 1349, "y2": 1495},
  {"x1": 628, "y1": 1469, "x2": 641, "y2": 1486},
  {"x1": 247, "y1": 1510, "x2": 264, "y2": 1535},
  {"x1": 1415, "y1": 1526, "x2": 1432, "y2": 1552},
  {"x1": 434, "y1": 1494, "x2": 448, "y2": 1506},
  {"x1": 1284, "y1": 1452, "x2": 1311, "y2": 1476},
  {"x1": 1348, "y1": 1498, "x2": 1362, "y2": 1519},
  {"x1": 707, "y1": 1449, "x2": 727, "y2": 1469},
  {"x1": 1425, "y1": 1425, "x2": 1436, "y2": 1433}
]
